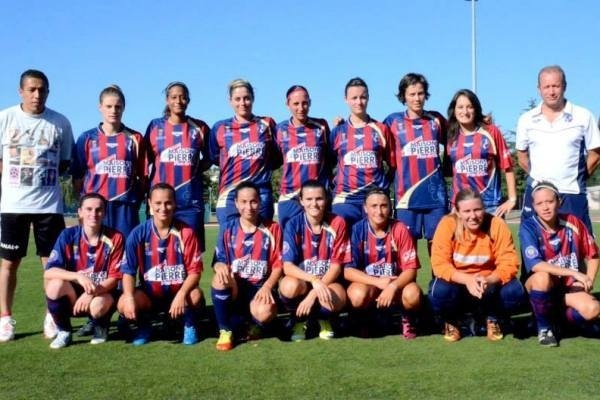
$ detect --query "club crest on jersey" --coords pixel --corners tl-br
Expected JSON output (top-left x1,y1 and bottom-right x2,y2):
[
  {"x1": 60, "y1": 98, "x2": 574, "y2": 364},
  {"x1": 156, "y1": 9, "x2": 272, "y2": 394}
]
[
  {"x1": 228, "y1": 139, "x2": 264, "y2": 159},
  {"x1": 342, "y1": 146, "x2": 377, "y2": 168},
  {"x1": 454, "y1": 154, "x2": 488, "y2": 176},
  {"x1": 402, "y1": 137, "x2": 438, "y2": 159},
  {"x1": 160, "y1": 143, "x2": 195, "y2": 166},
  {"x1": 285, "y1": 143, "x2": 320, "y2": 165},
  {"x1": 524, "y1": 245, "x2": 539, "y2": 259},
  {"x1": 95, "y1": 155, "x2": 132, "y2": 178}
]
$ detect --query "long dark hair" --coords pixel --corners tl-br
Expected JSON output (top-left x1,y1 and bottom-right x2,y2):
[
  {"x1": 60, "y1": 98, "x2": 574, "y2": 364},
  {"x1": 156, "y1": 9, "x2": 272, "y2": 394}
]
[{"x1": 446, "y1": 89, "x2": 484, "y2": 144}]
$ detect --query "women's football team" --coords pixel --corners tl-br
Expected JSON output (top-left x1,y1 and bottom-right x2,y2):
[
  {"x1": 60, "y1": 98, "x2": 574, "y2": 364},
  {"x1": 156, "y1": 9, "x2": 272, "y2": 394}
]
[{"x1": 42, "y1": 74, "x2": 600, "y2": 350}]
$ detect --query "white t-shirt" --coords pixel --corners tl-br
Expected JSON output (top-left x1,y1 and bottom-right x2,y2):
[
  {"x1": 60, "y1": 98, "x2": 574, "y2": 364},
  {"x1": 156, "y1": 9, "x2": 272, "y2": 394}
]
[
  {"x1": 516, "y1": 101, "x2": 600, "y2": 194},
  {"x1": 0, "y1": 105, "x2": 73, "y2": 213}
]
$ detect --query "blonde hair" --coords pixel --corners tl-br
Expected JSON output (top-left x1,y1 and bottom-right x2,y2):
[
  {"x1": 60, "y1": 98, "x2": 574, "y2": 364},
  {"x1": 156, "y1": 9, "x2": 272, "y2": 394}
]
[
  {"x1": 99, "y1": 84, "x2": 125, "y2": 107},
  {"x1": 228, "y1": 79, "x2": 254, "y2": 99}
]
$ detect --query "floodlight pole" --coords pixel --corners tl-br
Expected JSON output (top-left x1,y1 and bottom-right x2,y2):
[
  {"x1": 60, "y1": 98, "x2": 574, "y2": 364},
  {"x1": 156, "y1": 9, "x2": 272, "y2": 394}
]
[{"x1": 467, "y1": 0, "x2": 478, "y2": 93}]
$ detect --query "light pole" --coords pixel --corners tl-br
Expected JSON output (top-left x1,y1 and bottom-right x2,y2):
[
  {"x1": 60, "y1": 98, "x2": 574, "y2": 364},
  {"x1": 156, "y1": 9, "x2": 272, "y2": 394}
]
[{"x1": 466, "y1": 0, "x2": 478, "y2": 93}]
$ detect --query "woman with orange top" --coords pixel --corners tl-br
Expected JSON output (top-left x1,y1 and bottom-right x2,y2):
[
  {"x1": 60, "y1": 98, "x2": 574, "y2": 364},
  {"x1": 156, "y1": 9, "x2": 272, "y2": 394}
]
[{"x1": 428, "y1": 188, "x2": 525, "y2": 342}]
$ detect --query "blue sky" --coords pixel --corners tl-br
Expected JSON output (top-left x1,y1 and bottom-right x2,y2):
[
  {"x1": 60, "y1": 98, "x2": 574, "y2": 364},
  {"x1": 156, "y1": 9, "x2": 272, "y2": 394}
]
[{"x1": 1, "y1": 0, "x2": 598, "y2": 139}]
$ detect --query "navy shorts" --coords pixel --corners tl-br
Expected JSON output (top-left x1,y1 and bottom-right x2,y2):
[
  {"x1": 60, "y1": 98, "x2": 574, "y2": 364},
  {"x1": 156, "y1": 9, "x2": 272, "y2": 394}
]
[
  {"x1": 175, "y1": 207, "x2": 206, "y2": 252},
  {"x1": 105, "y1": 201, "x2": 140, "y2": 237},
  {"x1": 331, "y1": 202, "x2": 364, "y2": 227},
  {"x1": 396, "y1": 207, "x2": 446, "y2": 240}
]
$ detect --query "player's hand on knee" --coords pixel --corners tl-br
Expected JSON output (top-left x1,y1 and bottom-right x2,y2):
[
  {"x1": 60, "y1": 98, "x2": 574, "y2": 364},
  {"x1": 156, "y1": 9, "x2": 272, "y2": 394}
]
[
  {"x1": 123, "y1": 296, "x2": 137, "y2": 320},
  {"x1": 254, "y1": 286, "x2": 274, "y2": 305},
  {"x1": 76, "y1": 275, "x2": 96, "y2": 295},
  {"x1": 73, "y1": 293, "x2": 93, "y2": 315},
  {"x1": 169, "y1": 292, "x2": 186, "y2": 319},
  {"x1": 214, "y1": 264, "x2": 233, "y2": 287}
]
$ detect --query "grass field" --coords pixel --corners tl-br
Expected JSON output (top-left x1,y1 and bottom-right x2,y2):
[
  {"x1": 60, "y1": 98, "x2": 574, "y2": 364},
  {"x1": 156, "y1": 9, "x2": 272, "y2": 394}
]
[{"x1": 2, "y1": 225, "x2": 600, "y2": 400}]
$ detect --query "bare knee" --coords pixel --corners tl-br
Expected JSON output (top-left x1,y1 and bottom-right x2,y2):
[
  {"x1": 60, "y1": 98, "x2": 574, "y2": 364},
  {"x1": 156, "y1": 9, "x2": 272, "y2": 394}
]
[
  {"x1": 579, "y1": 299, "x2": 600, "y2": 320},
  {"x1": 347, "y1": 283, "x2": 371, "y2": 309},
  {"x1": 89, "y1": 295, "x2": 114, "y2": 318},
  {"x1": 45, "y1": 279, "x2": 68, "y2": 299},
  {"x1": 401, "y1": 282, "x2": 422, "y2": 310},
  {"x1": 250, "y1": 301, "x2": 278, "y2": 324},
  {"x1": 279, "y1": 276, "x2": 305, "y2": 298},
  {"x1": 526, "y1": 271, "x2": 553, "y2": 292}
]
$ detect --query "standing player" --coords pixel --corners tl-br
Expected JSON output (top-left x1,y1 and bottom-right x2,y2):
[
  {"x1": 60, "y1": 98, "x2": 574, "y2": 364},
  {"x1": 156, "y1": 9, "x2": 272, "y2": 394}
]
[
  {"x1": 72, "y1": 85, "x2": 146, "y2": 237},
  {"x1": 280, "y1": 180, "x2": 349, "y2": 341},
  {"x1": 117, "y1": 183, "x2": 203, "y2": 346},
  {"x1": 209, "y1": 79, "x2": 281, "y2": 224},
  {"x1": 211, "y1": 182, "x2": 283, "y2": 351},
  {"x1": 275, "y1": 85, "x2": 332, "y2": 226},
  {"x1": 445, "y1": 89, "x2": 517, "y2": 217},
  {"x1": 329, "y1": 77, "x2": 393, "y2": 226},
  {"x1": 0, "y1": 69, "x2": 74, "y2": 342},
  {"x1": 145, "y1": 81, "x2": 211, "y2": 250},
  {"x1": 429, "y1": 188, "x2": 525, "y2": 342},
  {"x1": 517, "y1": 65, "x2": 600, "y2": 234},
  {"x1": 520, "y1": 181, "x2": 599, "y2": 347},
  {"x1": 345, "y1": 189, "x2": 422, "y2": 339},
  {"x1": 43, "y1": 193, "x2": 124, "y2": 348},
  {"x1": 383, "y1": 73, "x2": 447, "y2": 254}
]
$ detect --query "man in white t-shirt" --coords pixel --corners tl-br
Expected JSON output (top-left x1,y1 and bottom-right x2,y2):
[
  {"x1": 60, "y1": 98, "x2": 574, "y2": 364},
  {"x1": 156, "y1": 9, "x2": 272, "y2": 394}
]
[
  {"x1": 0, "y1": 70, "x2": 74, "y2": 342},
  {"x1": 516, "y1": 65, "x2": 600, "y2": 234}
]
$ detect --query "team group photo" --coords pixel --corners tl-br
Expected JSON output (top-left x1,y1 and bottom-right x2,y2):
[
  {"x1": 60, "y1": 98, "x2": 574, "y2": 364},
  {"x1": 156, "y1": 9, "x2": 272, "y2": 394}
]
[{"x1": 2, "y1": 1, "x2": 600, "y2": 399}]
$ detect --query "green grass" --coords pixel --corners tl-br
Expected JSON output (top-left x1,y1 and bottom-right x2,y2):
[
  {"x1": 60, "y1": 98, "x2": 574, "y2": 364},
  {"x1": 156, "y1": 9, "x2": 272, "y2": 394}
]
[{"x1": 2, "y1": 225, "x2": 600, "y2": 400}]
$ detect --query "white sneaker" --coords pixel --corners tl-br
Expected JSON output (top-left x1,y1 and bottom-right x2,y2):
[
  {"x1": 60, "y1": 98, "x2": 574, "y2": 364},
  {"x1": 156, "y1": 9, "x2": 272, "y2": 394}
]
[
  {"x1": 43, "y1": 312, "x2": 58, "y2": 339},
  {"x1": 0, "y1": 317, "x2": 16, "y2": 342},
  {"x1": 50, "y1": 330, "x2": 72, "y2": 349}
]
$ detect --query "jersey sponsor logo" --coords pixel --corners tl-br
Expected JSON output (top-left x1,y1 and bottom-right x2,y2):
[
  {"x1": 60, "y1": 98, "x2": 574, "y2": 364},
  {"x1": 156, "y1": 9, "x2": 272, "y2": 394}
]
[
  {"x1": 342, "y1": 146, "x2": 377, "y2": 168},
  {"x1": 81, "y1": 268, "x2": 107, "y2": 285},
  {"x1": 95, "y1": 155, "x2": 132, "y2": 178},
  {"x1": 144, "y1": 264, "x2": 186, "y2": 284},
  {"x1": 285, "y1": 143, "x2": 321, "y2": 165},
  {"x1": 454, "y1": 154, "x2": 488, "y2": 176},
  {"x1": 365, "y1": 258, "x2": 396, "y2": 276},
  {"x1": 228, "y1": 139, "x2": 264, "y2": 159},
  {"x1": 159, "y1": 143, "x2": 195, "y2": 165},
  {"x1": 231, "y1": 254, "x2": 268, "y2": 280},
  {"x1": 301, "y1": 256, "x2": 329, "y2": 277},
  {"x1": 402, "y1": 137, "x2": 438, "y2": 159},
  {"x1": 548, "y1": 253, "x2": 579, "y2": 270},
  {"x1": 524, "y1": 245, "x2": 539, "y2": 259}
]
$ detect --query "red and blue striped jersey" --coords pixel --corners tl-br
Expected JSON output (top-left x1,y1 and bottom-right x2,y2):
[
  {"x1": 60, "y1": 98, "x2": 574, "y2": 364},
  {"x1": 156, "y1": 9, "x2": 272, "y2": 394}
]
[
  {"x1": 209, "y1": 116, "x2": 281, "y2": 207},
  {"x1": 328, "y1": 117, "x2": 392, "y2": 204},
  {"x1": 123, "y1": 219, "x2": 202, "y2": 299},
  {"x1": 214, "y1": 218, "x2": 282, "y2": 285},
  {"x1": 145, "y1": 117, "x2": 210, "y2": 210},
  {"x1": 282, "y1": 213, "x2": 351, "y2": 277},
  {"x1": 71, "y1": 125, "x2": 145, "y2": 204},
  {"x1": 276, "y1": 117, "x2": 332, "y2": 200},
  {"x1": 446, "y1": 124, "x2": 513, "y2": 208},
  {"x1": 347, "y1": 218, "x2": 419, "y2": 276},
  {"x1": 45, "y1": 225, "x2": 124, "y2": 284},
  {"x1": 384, "y1": 111, "x2": 448, "y2": 209},
  {"x1": 520, "y1": 214, "x2": 598, "y2": 276}
]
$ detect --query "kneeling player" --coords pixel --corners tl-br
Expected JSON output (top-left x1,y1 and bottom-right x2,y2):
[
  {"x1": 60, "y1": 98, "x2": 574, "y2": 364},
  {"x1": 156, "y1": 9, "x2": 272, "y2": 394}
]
[
  {"x1": 117, "y1": 183, "x2": 203, "y2": 346},
  {"x1": 280, "y1": 180, "x2": 349, "y2": 340},
  {"x1": 345, "y1": 189, "x2": 422, "y2": 339},
  {"x1": 44, "y1": 193, "x2": 124, "y2": 349},
  {"x1": 211, "y1": 182, "x2": 283, "y2": 351},
  {"x1": 520, "y1": 181, "x2": 600, "y2": 347}
]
